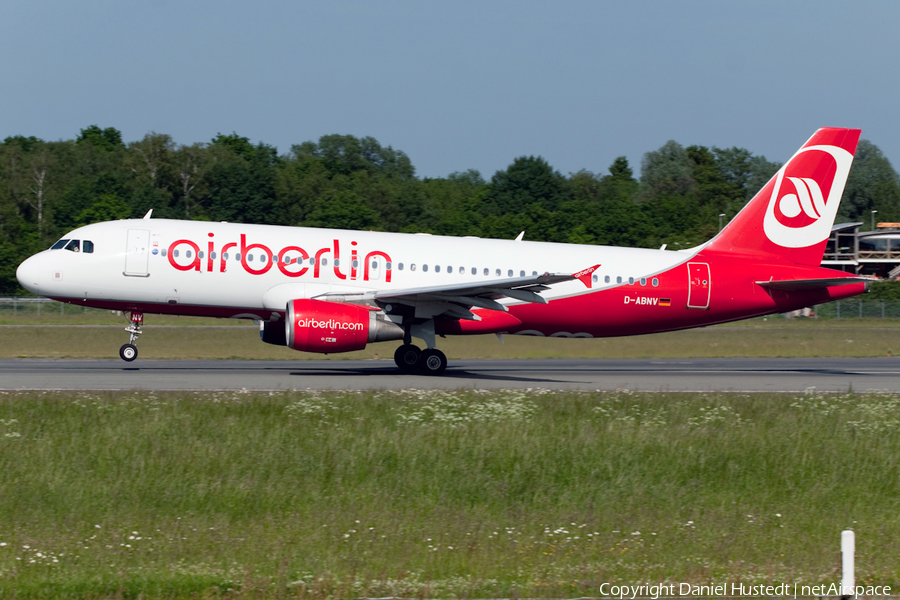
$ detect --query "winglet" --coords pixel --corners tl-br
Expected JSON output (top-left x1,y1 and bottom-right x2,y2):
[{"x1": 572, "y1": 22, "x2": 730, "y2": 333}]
[{"x1": 573, "y1": 264, "x2": 601, "y2": 288}]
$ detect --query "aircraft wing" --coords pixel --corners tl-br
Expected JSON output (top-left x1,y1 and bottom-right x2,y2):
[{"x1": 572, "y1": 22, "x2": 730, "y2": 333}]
[
  {"x1": 755, "y1": 276, "x2": 878, "y2": 291},
  {"x1": 316, "y1": 265, "x2": 600, "y2": 321}
]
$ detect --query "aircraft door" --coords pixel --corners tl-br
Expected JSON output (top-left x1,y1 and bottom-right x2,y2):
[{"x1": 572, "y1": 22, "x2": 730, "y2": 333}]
[
  {"x1": 686, "y1": 262, "x2": 710, "y2": 309},
  {"x1": 124, "y1": 229, "x2": 150, "y2": 277}
]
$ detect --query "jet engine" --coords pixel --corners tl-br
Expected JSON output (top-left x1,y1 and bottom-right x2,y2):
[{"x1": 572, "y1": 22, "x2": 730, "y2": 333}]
[{"x1": 286, "y1": 299, "x2": 403, "y2": 353}]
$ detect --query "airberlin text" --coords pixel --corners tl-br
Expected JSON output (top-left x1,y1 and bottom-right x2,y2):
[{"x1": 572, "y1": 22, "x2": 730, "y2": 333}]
[
  {"x1": 166, "y1": 234, "x2": 392, "y2": 282},
  {"x1": 296, "y1": 317, "x2": 364, "y2": 331},
  {"x1": 597, "y1": 582, "x2": 890, "y2": 598}
]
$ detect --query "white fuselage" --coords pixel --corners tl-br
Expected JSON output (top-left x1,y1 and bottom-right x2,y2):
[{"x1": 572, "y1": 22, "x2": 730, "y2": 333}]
[{"x1": 19, "y1": 219, "x2": 691, "y2": 321}]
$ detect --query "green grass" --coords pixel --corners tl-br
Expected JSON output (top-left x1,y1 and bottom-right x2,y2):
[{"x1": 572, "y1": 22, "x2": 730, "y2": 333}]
[
  {"x1": 6, "y1": 301, "x2": 900, "y2": 360},
  {"x1": 0, "y1": 389, "x2": 898, "y2": 598},
  {"x1": 2, "y1": 322, "x2": 900, "y2": 360}
]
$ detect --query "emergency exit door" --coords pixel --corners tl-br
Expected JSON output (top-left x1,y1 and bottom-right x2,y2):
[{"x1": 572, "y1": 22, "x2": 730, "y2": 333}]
[
  {"x1": 124, "y1": 229, "x2": 150, "y2": 277},
  {"x1": 686, "y1": 262, "x2": 710, "y2": 309}
]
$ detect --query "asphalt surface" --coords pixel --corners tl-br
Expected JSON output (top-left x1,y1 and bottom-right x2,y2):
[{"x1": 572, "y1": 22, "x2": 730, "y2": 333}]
[{"x1": 2, "y1": 357, "x2": 900, "y2": 392}]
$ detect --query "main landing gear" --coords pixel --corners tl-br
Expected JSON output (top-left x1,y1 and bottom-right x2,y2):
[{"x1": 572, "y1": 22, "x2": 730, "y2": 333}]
[
  {"x1": 119, "y1": 311, "x2": 143, "y2": 362},
  {"x1": 393, "y1": 323, "x2": 447, "y2": 375},
  {"x1": 393, "y1": 344, "x2": 448, "y2": 375}
]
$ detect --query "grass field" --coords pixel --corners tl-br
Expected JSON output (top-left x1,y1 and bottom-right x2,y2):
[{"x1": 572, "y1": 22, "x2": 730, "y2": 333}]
[
  {"x1": 0, "y1": 389, "x2": 898, "y2": 599},
  {"x1": 2, "y1": 321, "x2": 900, "y2": 360},
  {"x1": 3, "y1": 302, "x2": 900, "y2": 360}
]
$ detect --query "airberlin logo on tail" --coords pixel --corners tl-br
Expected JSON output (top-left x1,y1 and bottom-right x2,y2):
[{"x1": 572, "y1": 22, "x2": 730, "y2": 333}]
[{"x1": 763, "y1": 144, "x2": 853, "y2": 249}]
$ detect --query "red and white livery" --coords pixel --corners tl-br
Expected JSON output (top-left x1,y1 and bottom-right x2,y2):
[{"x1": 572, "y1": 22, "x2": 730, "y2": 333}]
[{"x1": 16, "y1": 128, "x2": 874, "y2": 374}]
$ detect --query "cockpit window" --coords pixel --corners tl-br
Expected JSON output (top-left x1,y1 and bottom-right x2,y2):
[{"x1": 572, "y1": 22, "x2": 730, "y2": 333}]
[
  {"x1": 82, "y1": 240, "x2": 94, "y2": 253},
  {"x1": 50, "y1": 239, "x2": 69, "y2": 250},
  {"x1": 64, "y1": 240, "x2": 81, "y2": 252}
]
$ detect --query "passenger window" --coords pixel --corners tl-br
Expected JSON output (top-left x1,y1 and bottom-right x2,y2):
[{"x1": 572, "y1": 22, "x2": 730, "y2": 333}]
[
  {"x1": 508, "y1": 269, "x2": 513, "y2": 277},
  {"x1": 495, "y1": 269, "x2": 501, "y2": 276},
  {"x1": 435, "y1": 265, "x2": 440, "y2": 273},
  {"x1": 186, "y1": 250, "x2": 193, "y2": 259},
  {"x1": 210, "y1": 251, "x2": 216, "y2": 260},
  {"x1": 483, "y1": 268, "x2": 489, "y2": 276},
  {"x1": 334, "y1": 259, "x2": 340, "y2": 267},
  {"x1": 247, "y1": 254, "x2": 253, "y2": 262},
  {"x1": 652, "y1": 278, "x2": 659, "y2": 287},
  {"x1": 173, "y1": 249, "x2": 180, "y2": 258},
  {"x1": 82, "y1": 240, "x2": 94, "y2": 253},
  {"x1": 352, "y1": 260, "x2": 359, "y2": 268},
  {"x1": 628, "y1": 277, "x2": 634, "y2": 284},
  {"x1": 471, "y1": 267, "x2": 476, "y2": 275},
  {"x1": 616, "y1": 276, "x2": 622, "y2": 284},
  {"x1": 371, "y1": 261, "x2": 378, "y2": 269},
  {"x1": 224, "y1": 252, "x2": 229, "y2": 260},
  {"x1": 321, "y1": 258, "x2": 327, "y2": 266},
  {"x1": 51, "y1": 239, "x2": 69, "y2": 250},
  {"x1": 236, "y1": 253, "x2": 242, "y2": 261},
  {"x1": 398, "y1": 263, "x2": 404, "y2": 270},
  {"x1": 605, "y1": 275, "x2": 610, "y2": 283},
  {"x1": 520, "y1": 270, "x2": 525, "y2": 277},
  {"x1": 532, "y1": 271, "x2": 537, "y2": 276},
  {"x1": 161, "y1": 248, "x2": 167, "y2": 257},
  {"x1": 65, "y1": 239, "x2": 80, "y2": 252},
  {"x1": 423, "y1": 264, "x2": 429, "y2": 272},
  {"x1": 411, "y1": 264, "x2": 416, "y2": 271},
  {"x1": 198, "y1": 251, "x2": 204, "y2": 259},
  {"x1": 386, "y1": 262, "x2": 392, "y2": 270},
  {"x1": 592, "y1": 274, "x2": 598, "y2": 282},
  {"x1": 640, "y1": 278, "x2": 646, "y2": 286}
]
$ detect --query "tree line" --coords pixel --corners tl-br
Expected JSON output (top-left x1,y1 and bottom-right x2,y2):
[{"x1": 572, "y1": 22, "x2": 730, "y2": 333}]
[{"x1": 2, "y1": 125, "x2": 899, "y2": 294}]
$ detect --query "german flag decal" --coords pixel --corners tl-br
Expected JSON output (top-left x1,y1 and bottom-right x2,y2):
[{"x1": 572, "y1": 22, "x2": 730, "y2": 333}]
[{"x1": 659, "y1": 298, "x2": 671, "y2": 307}]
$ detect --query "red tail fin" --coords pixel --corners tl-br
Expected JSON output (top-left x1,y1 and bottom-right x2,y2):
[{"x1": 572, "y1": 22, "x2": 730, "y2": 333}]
[{"x1": 706, "y1": 128, "x2": 860, "y2": 266}]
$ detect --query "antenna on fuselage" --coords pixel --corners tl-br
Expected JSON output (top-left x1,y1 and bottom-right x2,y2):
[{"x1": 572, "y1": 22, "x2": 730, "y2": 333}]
[
  {"x1": 143, "y1": 209, "x2": 153, "y2": 219},
  {"x1": 514, "y1": 231, "x2": 524, "y2": 241}
]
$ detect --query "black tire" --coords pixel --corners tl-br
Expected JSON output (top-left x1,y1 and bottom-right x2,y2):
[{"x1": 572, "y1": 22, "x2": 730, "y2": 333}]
[
  {"x1": 419, "y1": 348, "x2": 447, "y2": 376},
  {"x1": 394, "y1": 344, "x2": 421, "y2": 373},
  {"x1": 119, "y1": 343, "x2": 138, "y2": 362}
]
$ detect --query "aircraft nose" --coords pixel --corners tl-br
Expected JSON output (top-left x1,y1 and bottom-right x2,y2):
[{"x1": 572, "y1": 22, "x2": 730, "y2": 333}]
[{"x1": 16, "y1": 254, "x2": 42, "y2": 294}]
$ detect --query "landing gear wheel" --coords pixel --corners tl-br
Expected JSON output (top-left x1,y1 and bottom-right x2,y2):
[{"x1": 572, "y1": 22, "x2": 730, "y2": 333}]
[
  {"x1": 394, "y1": 344, "x2": 421, "y2": 373},
  {"x1": 119, "y1": 343, "x2": 138, "y2": 362},
  {"x1": 419, "y1": 348, "x2": 447, "y2": 376}
]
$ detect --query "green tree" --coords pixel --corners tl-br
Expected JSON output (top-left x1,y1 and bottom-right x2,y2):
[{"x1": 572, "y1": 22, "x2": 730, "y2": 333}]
[
  {"x1": 77, "y1": 125, "x2": 124, "y2": 152},
  {"x1": 304, "y1": 189, "x2": 378, "y2": 230},
  {"x1": 640, "y1": 140, "x2": 694, "y2": 198},
  {"x1": 295, "y1": 134, "x2": 414, "y2": 180},
  {"x1": 75, "y1": 193, "x2": 131, "y2": 226},
  {"x1": 483, "y1": 156, "x2": 571, "y2": 219},
  {"x1": 204, "y1": 135, "x2": 279, "y2": 224}
]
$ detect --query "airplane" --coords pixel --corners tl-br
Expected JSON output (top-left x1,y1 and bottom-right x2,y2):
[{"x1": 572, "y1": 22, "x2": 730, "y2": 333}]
[{"x1": 15, "y1": 127, "x2": 875, "y2": 375}]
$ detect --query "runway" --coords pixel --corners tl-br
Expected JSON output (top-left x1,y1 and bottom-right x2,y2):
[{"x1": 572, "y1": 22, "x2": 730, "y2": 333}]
[{"x1": 2, "y1": 357, "x2": 900, "y2": 392}]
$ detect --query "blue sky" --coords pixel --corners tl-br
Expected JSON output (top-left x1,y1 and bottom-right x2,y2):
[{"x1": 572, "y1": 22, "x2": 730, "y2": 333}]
[{"x1": 1, "y1": 1, "x2": 897, "y2": 179}]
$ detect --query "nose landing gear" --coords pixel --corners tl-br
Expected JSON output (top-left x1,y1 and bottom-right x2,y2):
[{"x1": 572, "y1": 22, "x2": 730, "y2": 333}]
[{"x1": 119, "y1": 311, "x2": 143, "y2": 362}]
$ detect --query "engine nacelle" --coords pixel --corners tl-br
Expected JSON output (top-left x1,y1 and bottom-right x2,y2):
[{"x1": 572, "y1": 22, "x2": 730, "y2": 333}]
[
  {"x1": 285, "y1": 299, "x2": 403, "y2": 353},
  {"x1": 259, "y1": 320, "x2": 287, "y2": 346}
]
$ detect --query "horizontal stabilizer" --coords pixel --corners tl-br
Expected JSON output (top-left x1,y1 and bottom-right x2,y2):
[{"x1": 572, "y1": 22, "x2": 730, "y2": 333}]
[{"x1": 755, "y1": 276, "x2": 877, "y2": 291}]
